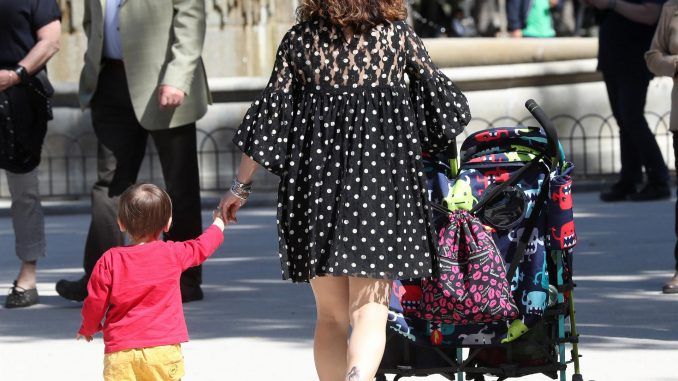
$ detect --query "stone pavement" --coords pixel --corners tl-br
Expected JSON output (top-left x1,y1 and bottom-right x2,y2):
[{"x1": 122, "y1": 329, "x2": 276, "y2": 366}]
[{"x1": 1, "y1": 191, "x2": 678, "y2": 381}]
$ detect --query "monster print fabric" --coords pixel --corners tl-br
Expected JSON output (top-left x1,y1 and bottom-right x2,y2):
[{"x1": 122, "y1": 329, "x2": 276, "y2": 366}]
[
  {"x1": 425, "y1": 127, "x2": 554, "y2": 330},
  {"x1": 546, "y1": 164, "x2": 576, "y2": 250},
  {"x1": 385, "y1": 122, "x2": 578, "y2": 349},
  {"x1": 232, "y1": 18, "x2": 471, "y2": 282},
  {"x1": 419, "y1": 210, "x2": 519, "y2": 325}
]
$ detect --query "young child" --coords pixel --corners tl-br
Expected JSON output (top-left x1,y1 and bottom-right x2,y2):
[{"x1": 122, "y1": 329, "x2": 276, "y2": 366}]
[{"x1": 76, "y1": 183, "x2": 225, "y2": 380}]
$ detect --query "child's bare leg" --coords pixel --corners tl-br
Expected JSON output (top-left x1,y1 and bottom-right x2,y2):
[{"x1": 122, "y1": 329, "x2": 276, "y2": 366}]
[
  {"x1": 345, "y1": 277, "x2": 390, "y2": 381},
  {"x1": 310, "y1": 276, "x2": 350, "y2": 381}
]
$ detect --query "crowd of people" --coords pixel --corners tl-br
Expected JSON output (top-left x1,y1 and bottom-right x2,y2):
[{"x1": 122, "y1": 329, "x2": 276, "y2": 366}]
[
  {"x1": 411, "y1": 0, "x2": 598, "y2": 37},
  {"x1": 2, "y1": 0, "x2": 678, "y2": 380}
]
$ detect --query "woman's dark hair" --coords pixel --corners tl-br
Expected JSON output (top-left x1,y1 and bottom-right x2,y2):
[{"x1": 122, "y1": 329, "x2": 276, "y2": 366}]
[
  {"x1": 118, "y1": 184, "x2": 172, "y2": 240},
  {"x1": 297, "y1": 0, "x2": 408, "y2": 32}
]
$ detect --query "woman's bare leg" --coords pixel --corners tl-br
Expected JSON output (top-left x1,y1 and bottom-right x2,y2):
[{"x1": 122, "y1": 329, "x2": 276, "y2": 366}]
[
  {"x1": 16, "y1": 260, "x2": 37, "y2": 289},
  {"x1": 310, "y1": 276, "x2": 350, "y2": 381},
  {"x1": 345, "y1": 277, "x2": 391, "y2": 381}
]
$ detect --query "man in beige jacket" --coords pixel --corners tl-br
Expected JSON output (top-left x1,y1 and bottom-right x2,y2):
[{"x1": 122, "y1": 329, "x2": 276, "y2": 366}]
[
  {"x1": 57, "y1": 0, "x2": 210, "y2": 303},
  {"x1": 645, "y1": 0, "x2": 678, "y2": 293}
]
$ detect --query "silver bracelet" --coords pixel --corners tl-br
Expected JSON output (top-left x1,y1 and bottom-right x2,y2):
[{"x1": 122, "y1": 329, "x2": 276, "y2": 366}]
[{"x1": 231, "y1": 178, "x2": 252, "y2": 200}]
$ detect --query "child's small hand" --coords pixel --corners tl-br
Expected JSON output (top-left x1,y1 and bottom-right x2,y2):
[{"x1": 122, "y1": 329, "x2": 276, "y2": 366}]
[
  {"x1": 212, "y1": 206, "x2": 222, "y2": 221},
  {"x1": 76, "y1": 333, "x2": 93, "y2": 342},
  {"x1": 212, "y1": 209, "x2": 226, "y2": 231}
]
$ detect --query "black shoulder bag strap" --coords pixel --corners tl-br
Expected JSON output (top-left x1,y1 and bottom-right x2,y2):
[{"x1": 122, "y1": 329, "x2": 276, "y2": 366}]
[
  {"x1": 505, "y1": 177, "x2": 550, "y2": 282},
  {"x1": 469, "y1": 154, "x2": 544, "y2": 215}
]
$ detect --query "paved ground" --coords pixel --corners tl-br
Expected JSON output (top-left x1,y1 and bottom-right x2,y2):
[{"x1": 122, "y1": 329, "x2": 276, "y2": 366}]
[{"x1": 1, "y1": 191, "x2": 677, "y2": 381}]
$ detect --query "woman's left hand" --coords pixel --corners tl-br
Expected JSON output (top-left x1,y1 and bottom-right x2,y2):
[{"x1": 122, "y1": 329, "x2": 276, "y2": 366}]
[
  {"x1": 0, "y1": 70, "x2": 18, "y2": 92},
  {"x1": 218, "y1": 191, "x2": 246, "y2": 225}
]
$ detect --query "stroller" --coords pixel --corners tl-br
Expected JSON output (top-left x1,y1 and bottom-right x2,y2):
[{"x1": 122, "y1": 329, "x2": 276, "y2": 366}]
[{"x1": 377, "y1": 100, "x2": 583, "y2": 381}]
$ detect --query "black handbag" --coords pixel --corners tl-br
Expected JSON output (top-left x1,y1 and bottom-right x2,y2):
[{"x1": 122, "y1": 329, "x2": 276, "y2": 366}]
[
  {"x1": 0, "y1": 92, "x2": 24, "y2": 170},
  {"x1": 0, "y1": 69, "x2": 53, "y2": 173},
  {"x1": 28, "y1": 69, "x2": 54, "y2": 120}
]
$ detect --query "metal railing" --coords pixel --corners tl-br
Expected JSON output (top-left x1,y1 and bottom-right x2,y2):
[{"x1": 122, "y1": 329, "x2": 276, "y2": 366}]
[{"x1": 0, "y1": 111, "x2": 672, "y2": 198}]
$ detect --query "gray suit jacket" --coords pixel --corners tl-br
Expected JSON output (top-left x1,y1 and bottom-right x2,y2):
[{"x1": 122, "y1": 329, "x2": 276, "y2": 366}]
[{"x1": 79, "y1": 0, "x2": 211, "y2": 130}]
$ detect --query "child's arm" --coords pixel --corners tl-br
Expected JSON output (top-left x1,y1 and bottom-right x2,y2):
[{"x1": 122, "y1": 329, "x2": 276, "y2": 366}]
[
  {"x1": 175, "y1": 216, "x2": 225, "y2": 270},
  {"x1": 78, "y1": 257, "x2": 112, "y2": 339}
]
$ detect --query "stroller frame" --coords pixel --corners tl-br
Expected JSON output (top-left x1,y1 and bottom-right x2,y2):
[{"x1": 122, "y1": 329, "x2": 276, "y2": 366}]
[{"x1": 376, "y1": 101, "x2": 583, "y2": 381}]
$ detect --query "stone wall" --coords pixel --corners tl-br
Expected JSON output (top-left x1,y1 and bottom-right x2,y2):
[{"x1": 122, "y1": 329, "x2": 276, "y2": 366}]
[
  {"x1": 19, "y1": 58, "x2": 673, "y2": 199},
  {"x1": 14, "y1": 2, "x2": 673, "y2": 199}
]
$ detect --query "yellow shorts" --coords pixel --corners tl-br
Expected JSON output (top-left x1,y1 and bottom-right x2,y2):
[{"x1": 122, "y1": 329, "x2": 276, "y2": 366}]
[{"x1": 103, "y1": 344, "x2": 184, "y2": 381}]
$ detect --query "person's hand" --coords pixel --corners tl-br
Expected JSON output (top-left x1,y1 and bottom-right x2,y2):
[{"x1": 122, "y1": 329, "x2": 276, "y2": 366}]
[
  {"x1": 157, "y1": 85, "x2": 185, "y2": 109},
  {"x1": 509, "y1": 29, "x2": 523, "y2": 38},
  {"x1": 76, "y1": 333, "x2": 93, "y2": 342},
  {"x1": 218, "y1": 191, "x2": 246, "y2": 225},
  {"x1": 212, "y1": 207, "x2": 226, "y2": 230},
  {"x1": 0, "y1": 70, "x2": 18, "y2": 92}
]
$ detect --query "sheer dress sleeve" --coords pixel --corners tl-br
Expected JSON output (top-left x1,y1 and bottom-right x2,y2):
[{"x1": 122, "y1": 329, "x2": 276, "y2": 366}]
[
  {"x1": 232, "y1": 30, "x2": 297, "y2": 176},
  {"x1": 404, "y1": 24, "x2": 471, "y2": 155}
]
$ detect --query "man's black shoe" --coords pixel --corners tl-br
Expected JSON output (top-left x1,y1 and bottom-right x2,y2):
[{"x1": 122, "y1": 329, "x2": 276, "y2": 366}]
[
  {"x1": 663, "y1": 273, "x2": 678, "y2": 294},
  {"x1": 181, "y1": 286, "x2": 204, "y2": 303},
  {"x1": 629, "y1": 182, "x2": 671, "y2": 201},
  {"x1": 600, "y1": 182, "x2": 637, "y2": 202},
  {"x1": 56, "y1": 276, "x2": 88, "y2": 302}
]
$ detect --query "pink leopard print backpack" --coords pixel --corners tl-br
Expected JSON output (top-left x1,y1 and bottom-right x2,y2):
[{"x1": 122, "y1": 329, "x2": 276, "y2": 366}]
[{"x1": 420, "y1": 210, "x2": 519, "y2": 325}]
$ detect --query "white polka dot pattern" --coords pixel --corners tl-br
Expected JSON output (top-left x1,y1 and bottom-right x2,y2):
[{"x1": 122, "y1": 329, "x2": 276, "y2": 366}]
[{"x1": 232, "y1": 18, "x2": 471, "y2": 282}]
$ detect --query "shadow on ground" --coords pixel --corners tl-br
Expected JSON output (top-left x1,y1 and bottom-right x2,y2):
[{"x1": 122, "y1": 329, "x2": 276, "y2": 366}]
[{"x1": 1, "y1": 193, "x2": 677, "y2": 350}]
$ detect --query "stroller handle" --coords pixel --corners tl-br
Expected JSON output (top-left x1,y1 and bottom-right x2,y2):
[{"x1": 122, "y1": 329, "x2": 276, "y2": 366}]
[{"x1": 525, "y1": 99, "x2": 561, "y2": 166}]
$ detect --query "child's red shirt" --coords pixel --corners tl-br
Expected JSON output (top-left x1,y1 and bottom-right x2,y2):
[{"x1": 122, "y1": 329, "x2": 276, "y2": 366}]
[{"x1": 78, "y1": 224, "x2": 223, "y2": 353}]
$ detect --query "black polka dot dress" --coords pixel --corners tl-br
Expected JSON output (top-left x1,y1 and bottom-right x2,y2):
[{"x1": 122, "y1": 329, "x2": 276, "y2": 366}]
[{"x1": 233, "y1": 18, "x2": 471, "y2": 282}]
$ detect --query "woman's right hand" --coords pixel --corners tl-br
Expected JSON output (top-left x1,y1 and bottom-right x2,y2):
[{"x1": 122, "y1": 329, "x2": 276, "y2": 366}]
[
  {"x1": 218, "y1": 191, "x2": 246, "y2": 225},
  {"x1": 220, "y1": 155, "x2": 259, "y2": 225}
]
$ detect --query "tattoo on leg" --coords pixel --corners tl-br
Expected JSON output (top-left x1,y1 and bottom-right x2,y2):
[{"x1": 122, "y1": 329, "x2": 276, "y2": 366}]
[{"x1": 346, "y1": 366, "x2": 361, "y2": 381}]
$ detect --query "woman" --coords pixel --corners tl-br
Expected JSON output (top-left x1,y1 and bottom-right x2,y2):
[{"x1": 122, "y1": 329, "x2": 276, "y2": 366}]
[
  {"x1": 219, "y1": 0, "x2": 471, "y2": 379},
  {"x1": 0, "y1": 0, "x2": 61, "y2": 308},
  {"x1": 645, "y1": 0, "x2": 678, "y2": 293}
]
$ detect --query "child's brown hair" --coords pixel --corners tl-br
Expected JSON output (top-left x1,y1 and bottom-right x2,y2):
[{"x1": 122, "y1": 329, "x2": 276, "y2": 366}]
[{"x1": 118, "y1": 184, "x2": 172, "y2": 240}]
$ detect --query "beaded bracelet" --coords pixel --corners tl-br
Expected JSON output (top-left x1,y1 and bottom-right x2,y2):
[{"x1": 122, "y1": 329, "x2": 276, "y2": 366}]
[{"x1": 230, "y1": 178, "x2": 252, "y2": 200}]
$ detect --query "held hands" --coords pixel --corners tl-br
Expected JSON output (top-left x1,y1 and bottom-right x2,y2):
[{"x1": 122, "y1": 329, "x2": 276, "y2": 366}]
[
  {"x1": 76, "y1": 333, "x2": 93, "y2": 342},
  {"x1": 212, "y1": 207, "x2": 226, "y2": 231},
  {"x1": 218, "y1": 177, "x2": 252, "y2": 225},
  {"x1": 218, "y1": 191, "x2": 246, "y2": 226},
  {"x1": 157, "y1": 85, "x2": 185, "y2": 109}
]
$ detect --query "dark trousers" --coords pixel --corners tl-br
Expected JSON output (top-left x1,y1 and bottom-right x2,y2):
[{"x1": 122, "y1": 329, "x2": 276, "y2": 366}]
[
  {"x1": 673, "y1": 133, "x2": 678, "y2": 271},
  {"x1": 603, "y1": 72, "x2": 669, "y2": 185},
  {"x1": 84, "y1": 63, "x2": 203, "y2": 289}
]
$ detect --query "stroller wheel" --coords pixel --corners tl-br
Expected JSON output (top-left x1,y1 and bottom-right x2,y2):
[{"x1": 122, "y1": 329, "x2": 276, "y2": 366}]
[
  {"x1": 374, "y1": 374, "x2": 388, "y2": 381},
  {"x1": 572, "y1": 374, "x2": 584, "y2": 381}
]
